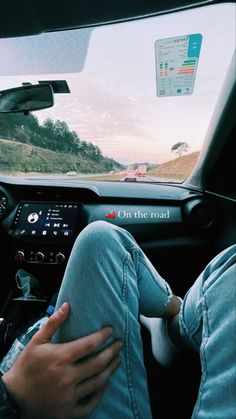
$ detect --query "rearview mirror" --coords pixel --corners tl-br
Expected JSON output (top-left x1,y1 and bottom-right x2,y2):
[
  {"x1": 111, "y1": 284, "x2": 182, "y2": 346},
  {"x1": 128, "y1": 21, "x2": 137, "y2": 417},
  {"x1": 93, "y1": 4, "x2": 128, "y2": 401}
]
[{"x1": 0, "y1": 84, "x2": 54, "y2": 114}]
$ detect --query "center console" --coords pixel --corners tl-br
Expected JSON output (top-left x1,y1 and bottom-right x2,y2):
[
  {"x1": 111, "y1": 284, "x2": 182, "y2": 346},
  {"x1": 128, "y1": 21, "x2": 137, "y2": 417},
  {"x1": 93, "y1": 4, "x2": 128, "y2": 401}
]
[
  {"x1": 8, "y1": 201, "x2": 83, "y2": 265},
  {"x1": 0, "y1": 197, "x2": 84, "y2": 356}
]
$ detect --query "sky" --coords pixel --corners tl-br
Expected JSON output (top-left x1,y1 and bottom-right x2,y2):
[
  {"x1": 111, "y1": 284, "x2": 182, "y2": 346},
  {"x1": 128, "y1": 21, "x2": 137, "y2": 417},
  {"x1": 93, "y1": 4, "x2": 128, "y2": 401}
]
[{"x1": 0, "y1": 3, "x2": 235, "y2": 165}]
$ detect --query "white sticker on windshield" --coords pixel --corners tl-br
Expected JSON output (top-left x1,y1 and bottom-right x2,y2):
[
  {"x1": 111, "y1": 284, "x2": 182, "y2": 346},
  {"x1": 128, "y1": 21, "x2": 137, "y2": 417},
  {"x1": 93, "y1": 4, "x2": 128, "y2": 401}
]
[{"x1": 155, "y1": 34, "x2": 202, "y2": 97}]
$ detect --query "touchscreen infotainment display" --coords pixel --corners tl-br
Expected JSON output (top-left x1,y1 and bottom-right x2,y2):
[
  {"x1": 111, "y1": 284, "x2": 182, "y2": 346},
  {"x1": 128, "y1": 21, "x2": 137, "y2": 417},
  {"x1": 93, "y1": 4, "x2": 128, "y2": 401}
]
[{"x1": 11, "y1": 202, "x2": 79, "y2": 239}]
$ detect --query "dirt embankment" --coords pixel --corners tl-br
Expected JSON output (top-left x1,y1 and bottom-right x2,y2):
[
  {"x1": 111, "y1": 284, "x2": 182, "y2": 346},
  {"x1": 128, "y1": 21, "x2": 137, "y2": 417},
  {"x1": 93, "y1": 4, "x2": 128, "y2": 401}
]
[
  {"x1": 149, "y1": 151, "x2": 200, "y2": 179},
  {"x1": 0, "y1": 138, "x2": 119, "y2": 174}
]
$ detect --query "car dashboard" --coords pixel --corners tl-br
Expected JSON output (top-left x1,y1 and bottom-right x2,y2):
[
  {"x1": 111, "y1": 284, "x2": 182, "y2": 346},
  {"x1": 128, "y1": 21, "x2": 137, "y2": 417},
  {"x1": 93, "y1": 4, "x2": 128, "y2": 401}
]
[
  {"x1": 0, "y1": 176, "x2": 234, "y2": 419},
  {"x1": 0, "y1": 177, "x2": 216, "y2": 269},
  {"x1": 0, "y1": 175, "x2": 223, "y2": 308}
]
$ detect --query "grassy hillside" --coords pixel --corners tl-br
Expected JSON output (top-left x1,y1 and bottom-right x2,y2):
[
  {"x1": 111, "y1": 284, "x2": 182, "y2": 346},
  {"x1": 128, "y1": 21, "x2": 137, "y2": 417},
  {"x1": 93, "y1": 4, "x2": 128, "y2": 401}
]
[
  {"x1": 0, "y1": 138, "x2": 121, "y2": 174},
  {"x1": 149, "y1": 151, "x2": 200, "y2": 180}
]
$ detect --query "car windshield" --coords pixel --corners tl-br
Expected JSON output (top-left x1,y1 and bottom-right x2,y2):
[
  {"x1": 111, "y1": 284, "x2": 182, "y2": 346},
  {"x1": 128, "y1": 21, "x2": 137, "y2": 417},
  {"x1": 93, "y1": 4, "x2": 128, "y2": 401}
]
[{"x1": 0, "y1": 3, "x2": 235, "y2": 183}]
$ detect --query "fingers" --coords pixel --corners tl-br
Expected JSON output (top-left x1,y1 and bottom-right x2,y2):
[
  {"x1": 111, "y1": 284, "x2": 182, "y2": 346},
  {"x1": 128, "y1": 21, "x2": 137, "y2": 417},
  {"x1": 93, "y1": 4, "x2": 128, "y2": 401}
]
[
  {"x1": 72, "y1": 387, "x2": 107, "y2": 419},
  {"x1": 59, "y1": 327, "x2": 114, "y2": 362},
  {"x1": 72, "y1": 357, "x2": 121, "y2": 419},
  {"x1": 76, "y1": 355, "x2": 121, "y2": 400},
  {"x1": 31, "y1": 302, "x2": 70, "y2": 344},
  {"x1": 74, "y1": 339, "x2": 123, "y2": 383}
]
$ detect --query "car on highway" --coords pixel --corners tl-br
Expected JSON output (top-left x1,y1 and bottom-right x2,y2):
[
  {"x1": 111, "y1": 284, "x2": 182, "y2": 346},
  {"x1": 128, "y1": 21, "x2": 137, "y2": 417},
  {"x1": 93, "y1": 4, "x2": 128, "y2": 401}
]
[
  {"x1": 123, "y1": 169, "x2": 137, "y2": 182},
  {"x1": 66, "y1": 170, "x2": 77, "y2": 176},
  {"x1": 135, "y1": 165, "x2": 147, "y2": 177},
  {"x1": 0, "y1": 1, "x2": 235, "y2": 418}
]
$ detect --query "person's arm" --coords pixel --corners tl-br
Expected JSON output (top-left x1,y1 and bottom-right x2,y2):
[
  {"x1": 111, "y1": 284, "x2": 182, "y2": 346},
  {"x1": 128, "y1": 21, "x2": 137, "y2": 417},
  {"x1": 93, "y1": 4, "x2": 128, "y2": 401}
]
[{"x1": 2, "y1": 302, "x2": 122, "y2": 419}]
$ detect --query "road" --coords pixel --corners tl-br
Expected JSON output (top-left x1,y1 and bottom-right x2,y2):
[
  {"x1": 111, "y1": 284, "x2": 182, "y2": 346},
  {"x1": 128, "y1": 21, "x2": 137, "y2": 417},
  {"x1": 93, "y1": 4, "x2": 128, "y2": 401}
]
[{"x1": 2, "y1": 172, "x2": 181, "y2": 183}]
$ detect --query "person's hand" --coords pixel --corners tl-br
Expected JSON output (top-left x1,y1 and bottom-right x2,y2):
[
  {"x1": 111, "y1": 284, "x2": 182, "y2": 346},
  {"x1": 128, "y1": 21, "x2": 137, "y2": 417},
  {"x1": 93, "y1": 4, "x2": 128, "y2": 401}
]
[{"x1": 2, "y1": 302, "x2": 122, "y2": 419}]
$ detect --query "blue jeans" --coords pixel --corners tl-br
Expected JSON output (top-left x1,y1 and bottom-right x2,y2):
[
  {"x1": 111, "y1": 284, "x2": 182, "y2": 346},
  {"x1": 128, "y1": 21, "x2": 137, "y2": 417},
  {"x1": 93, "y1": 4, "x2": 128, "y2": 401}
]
[
  {"x1": 179, "y1": 243, "x2": 236, "y2": 419},
  {"x1": 53, "y1": 221, "x2": 236, "y2": 419}
]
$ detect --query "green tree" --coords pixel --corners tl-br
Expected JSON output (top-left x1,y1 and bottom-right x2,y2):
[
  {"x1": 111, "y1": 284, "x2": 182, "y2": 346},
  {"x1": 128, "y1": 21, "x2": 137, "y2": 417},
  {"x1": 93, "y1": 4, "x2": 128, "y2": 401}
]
[{"x1": 171, "y1": 142, "x2": 189, "y2": 157}]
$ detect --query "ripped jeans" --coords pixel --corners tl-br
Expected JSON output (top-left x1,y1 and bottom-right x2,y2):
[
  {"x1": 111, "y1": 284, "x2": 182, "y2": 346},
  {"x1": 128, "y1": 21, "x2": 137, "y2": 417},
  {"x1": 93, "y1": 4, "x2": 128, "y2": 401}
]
[{"x1": 53, "y1": 221, "x2": 236, "y2": 419}]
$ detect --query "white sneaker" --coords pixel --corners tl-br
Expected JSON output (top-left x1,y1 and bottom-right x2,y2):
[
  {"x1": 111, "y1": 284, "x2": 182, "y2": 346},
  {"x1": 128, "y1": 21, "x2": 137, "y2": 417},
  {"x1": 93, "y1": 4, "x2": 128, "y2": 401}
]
[{"x1": 140, "y1": 315, "x2": 181, "y2": 368}]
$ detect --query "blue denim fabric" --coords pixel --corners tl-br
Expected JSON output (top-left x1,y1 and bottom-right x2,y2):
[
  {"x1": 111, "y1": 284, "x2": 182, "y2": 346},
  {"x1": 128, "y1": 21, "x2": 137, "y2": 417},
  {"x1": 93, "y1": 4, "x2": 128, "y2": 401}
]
[
  {"x1": 53, "y1": 221, "x2": 173, "y2": 419},
  {"x1": 179, "y1": 244, "x2": 236, "y2": 419},
  {"x1": 53, "y1": 221, "x2": 236, "y2": 419}
]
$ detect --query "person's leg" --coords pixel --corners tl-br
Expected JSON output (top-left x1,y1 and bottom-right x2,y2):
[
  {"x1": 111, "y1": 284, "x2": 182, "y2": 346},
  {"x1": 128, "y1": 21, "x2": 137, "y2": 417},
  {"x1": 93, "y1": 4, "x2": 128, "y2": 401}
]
[
  {"x1": 53, "y1": 221, "x2": 176, "y2": 419},
  {"x1": 143, "y1": 244, "x2": 236, "y2": 417},
  {"x1": 179, "y1": 244, "x2": 236, "y2": 419}
]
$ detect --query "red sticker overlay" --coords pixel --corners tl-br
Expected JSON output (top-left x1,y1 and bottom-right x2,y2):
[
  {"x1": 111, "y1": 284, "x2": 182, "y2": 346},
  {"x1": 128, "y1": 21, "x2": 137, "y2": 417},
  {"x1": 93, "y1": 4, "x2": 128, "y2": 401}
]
[{"x1": 105, "y1": 211, "x2": 116, "y2": 219}]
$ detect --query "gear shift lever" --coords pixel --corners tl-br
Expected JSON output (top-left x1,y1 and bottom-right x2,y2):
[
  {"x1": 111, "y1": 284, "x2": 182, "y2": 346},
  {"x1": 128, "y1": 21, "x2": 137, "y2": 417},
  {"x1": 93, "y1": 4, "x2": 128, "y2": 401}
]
[{"x1": 14, "y1": 269, "x2": 47, "y2": 301}]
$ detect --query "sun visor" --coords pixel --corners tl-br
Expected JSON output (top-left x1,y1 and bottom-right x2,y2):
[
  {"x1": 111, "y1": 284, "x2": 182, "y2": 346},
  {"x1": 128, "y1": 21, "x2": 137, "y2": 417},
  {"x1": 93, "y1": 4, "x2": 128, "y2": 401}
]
[{"x1": 0, "y1": 28, "x2": 92, "y2": 75}]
